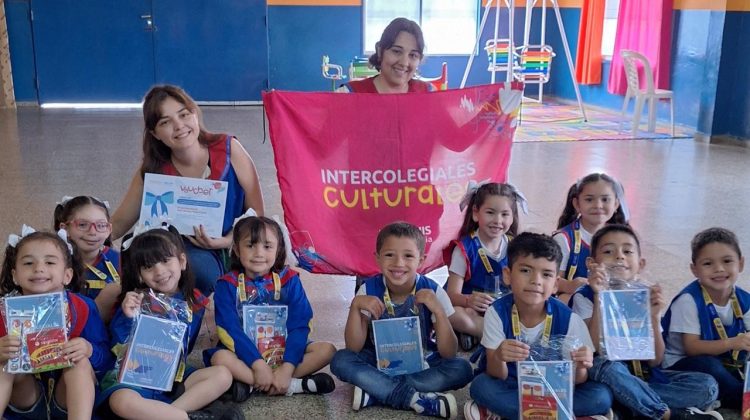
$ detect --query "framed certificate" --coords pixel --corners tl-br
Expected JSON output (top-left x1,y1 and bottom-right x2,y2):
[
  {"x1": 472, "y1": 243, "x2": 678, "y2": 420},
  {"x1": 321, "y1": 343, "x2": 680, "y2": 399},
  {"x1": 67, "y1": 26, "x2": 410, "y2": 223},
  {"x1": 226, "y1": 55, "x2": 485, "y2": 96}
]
[{"x1": 140, "y1": 173, "x2": 228, "y2": 237}]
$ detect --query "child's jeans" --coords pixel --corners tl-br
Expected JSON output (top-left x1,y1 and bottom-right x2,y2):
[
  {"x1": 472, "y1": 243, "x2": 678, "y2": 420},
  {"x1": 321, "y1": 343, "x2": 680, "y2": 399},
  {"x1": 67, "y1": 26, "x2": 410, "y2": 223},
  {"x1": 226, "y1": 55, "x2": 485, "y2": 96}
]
[
  {"x1": 589, "y1": 357, "x2": 719, "y2": 417},
  {"x1": 470, "y1": 372, "x2": 613, "y2": 418},
  {"x1": 330, "y1": 348, "x2": 473, "y2": 410},
  {"x1": 670, "y1": 355, "x2": 743, "y2": 409}
]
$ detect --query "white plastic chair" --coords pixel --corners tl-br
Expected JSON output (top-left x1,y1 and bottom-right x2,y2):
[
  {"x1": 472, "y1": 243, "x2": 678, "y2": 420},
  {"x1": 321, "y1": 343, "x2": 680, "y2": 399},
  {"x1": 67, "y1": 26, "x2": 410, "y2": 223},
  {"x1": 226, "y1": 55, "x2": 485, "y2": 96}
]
[{"x1": 620, "y1": 50, "x2": 674, "y2": 136}]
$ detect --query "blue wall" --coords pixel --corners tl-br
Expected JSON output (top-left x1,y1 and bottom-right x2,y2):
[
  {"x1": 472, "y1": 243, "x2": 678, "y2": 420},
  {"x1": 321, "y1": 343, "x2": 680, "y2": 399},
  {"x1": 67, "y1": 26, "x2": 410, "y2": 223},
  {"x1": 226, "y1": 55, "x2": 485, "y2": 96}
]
[{"x1": 6, "y1": 0, "x2": 36, "y2": 102}]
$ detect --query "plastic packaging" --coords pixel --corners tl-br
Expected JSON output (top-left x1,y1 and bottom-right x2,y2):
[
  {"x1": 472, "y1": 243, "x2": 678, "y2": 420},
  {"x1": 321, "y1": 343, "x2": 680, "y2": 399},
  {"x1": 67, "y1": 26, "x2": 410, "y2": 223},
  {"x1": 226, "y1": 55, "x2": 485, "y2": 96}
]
[
  {"x1": 598, "y1": 272, "x2": 655, "y2": 361},
  {"x1": 517, "y1": 335, "x2": 580, "y2": 420},
  {"x1": 237, "y1": 276, "x2": 288, "y2": 368},
  {"x1": 116, "y1": 289, "x2": 189, "y2": 391},
  {"x1": 2, "y1": 291, "x2": 71, "y2": 374}
]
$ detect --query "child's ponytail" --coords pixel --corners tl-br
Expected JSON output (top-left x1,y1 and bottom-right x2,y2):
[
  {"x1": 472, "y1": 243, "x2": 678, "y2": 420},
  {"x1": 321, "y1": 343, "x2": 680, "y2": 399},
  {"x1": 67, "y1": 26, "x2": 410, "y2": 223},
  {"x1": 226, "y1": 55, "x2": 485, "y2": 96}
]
[
  {"x1": 556, "y1": 182, "x2": 579, "y2": 229},
  {"x1": 0, "y1": 242, "x2": 19, "y2": 295}
]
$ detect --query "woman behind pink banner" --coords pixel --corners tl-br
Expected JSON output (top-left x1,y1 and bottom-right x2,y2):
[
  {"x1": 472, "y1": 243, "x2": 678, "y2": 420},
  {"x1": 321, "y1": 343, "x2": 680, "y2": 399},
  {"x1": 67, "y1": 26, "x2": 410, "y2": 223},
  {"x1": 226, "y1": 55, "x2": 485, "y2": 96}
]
[
  {"x1": 336, "y1": 17, "x2": 434, "y2": 94},
  {"x1": 111, "y1": 85, "x2": 264, "y2": 296}
]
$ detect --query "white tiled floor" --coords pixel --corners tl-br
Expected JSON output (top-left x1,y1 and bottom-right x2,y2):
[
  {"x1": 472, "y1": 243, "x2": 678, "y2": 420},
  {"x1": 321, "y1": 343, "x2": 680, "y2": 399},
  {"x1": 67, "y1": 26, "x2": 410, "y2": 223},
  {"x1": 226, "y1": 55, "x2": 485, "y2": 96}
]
[{"x1": 1, "y1": 105, "x2": 748, "y2": 419}]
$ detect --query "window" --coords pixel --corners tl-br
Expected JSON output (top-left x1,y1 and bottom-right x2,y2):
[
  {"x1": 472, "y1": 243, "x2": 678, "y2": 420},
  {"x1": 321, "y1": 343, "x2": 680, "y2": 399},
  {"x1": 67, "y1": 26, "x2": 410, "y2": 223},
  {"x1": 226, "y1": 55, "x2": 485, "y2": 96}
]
[
  {"x1": 601, "y1": 0, "x2": 620, "y2": 58},
  {"x1": 364, "y1": 0, "x2": 478, "y2": 56}
]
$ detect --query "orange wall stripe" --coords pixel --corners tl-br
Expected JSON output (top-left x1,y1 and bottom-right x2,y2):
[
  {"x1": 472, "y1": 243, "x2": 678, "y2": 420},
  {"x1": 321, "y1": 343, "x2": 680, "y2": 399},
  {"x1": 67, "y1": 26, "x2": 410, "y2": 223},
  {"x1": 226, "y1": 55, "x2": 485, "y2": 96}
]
[{"x1": 267, "y1": 0, "x2": 360, "y2": 5}]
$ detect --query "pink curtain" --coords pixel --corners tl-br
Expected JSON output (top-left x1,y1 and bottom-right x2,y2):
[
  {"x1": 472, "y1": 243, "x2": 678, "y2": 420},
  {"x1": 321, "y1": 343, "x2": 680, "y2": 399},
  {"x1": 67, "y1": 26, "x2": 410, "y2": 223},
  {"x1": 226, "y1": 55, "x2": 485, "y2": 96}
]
[{"x1": 607, "y1": 0, "x2": 673, "y2": 95}]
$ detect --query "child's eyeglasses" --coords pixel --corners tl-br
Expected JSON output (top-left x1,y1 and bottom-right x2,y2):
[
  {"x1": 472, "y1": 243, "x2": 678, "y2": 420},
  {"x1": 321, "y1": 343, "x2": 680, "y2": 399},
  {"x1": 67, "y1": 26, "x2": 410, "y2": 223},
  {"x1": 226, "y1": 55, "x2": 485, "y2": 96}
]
[{"x1": 67, "y1": 220, "x2": 111, "y2": 233}]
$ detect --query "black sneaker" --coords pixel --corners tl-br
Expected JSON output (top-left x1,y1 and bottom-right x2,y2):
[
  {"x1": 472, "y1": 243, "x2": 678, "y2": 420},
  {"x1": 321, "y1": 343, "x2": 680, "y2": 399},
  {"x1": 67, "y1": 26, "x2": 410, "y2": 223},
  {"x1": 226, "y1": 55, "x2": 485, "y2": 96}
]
[
  {"x1": 301, "y1": 372, "x2": 335, "y2": 394},
  {"x1": 670, "y1": 407, "x2": 723, "y2": 420},
  {"x1": 459, "y1": 333, "x2": 478, "y2": 352},
  {"x1": 187, "y1": 401, "x2": 244, "y2": 420}
]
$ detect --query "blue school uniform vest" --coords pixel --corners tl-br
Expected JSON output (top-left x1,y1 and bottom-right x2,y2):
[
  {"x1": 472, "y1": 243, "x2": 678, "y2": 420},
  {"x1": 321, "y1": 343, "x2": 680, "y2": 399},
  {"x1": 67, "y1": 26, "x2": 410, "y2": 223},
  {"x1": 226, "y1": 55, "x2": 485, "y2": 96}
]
[
  {"x1": 84, "y1": 246, "x2": 120, "y2": 299},
  {"x1": 444, "y1": 233, "x2": 511, "y2": 296},
  {"x1": 492, "y1": 294, "x2": 572, "y2": 378},
  {"x1": 662, "y1": 280, "x2": 750, "y2": 366},
  {"x1": 556, "y1": 220, "x2": 590, "y2": 281},
  {"x1": 363, "y1": 274, "x2": 439, "y2": 353}
]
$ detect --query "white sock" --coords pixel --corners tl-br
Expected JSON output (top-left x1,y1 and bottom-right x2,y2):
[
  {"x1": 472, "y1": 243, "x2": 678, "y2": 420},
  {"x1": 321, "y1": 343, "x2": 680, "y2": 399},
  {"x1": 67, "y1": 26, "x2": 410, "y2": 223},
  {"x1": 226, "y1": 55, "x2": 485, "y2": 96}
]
[{"x1": 287, "y1": 378, "x2": 303, "y2": 395}]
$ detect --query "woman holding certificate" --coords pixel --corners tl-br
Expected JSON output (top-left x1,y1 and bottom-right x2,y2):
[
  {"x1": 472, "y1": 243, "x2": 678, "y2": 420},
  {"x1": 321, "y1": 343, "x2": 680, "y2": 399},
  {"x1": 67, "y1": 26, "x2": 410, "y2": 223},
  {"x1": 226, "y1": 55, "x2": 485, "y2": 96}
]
[{"x1": 111, "y1": 85, "x2": 264, "y2": 295}]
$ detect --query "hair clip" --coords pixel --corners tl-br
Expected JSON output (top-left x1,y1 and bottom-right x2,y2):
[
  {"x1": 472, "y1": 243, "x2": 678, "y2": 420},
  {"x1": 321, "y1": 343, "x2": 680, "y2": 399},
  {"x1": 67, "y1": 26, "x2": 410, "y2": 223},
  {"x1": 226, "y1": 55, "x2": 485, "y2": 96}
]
[
  {"x1": 121, "y1": 222, "x2": 171, "y2": 251},
  {"x1": 56, "y1": 228, "x2": 75, "y2": 255},
  {"x1": 232, "y1": 208, "x2": 258, "y2": 229},
  {"x1": 506, "y1": 183, "x2": 529, "y2": 215},
  {"x1": 7, "y1": 224, "x2": 36, "y2": 248},
  {"x1": 459, "y1": 179, "x2": 491, "y2": 212}
]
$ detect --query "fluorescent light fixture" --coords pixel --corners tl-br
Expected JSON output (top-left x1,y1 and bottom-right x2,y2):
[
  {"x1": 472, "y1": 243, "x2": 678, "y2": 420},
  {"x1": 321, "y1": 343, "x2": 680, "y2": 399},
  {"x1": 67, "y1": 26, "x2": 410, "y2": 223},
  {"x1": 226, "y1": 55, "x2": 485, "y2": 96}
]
[{"x1": 41, "y1": 103, "x2": 142, "y2": 109}]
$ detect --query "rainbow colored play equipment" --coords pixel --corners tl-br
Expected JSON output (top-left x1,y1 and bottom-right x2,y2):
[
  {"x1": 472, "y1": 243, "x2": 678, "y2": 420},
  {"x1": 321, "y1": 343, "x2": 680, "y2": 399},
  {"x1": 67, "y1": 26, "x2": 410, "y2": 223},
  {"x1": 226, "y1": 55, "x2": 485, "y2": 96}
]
[
  {"x1": 416, "y1": 62, "x2": 448, "y2": 91},
  {"x1": 348, "y1": 57, "x2": 379, "y2": 81},
  {"x1": 321, "y1": 55, "x2": 346, "y2": 91},
  {"x1": 513, "y1": 45, "x2": 555, "y2": 102},
  {"x1": 485, "y1": 39, "x2": 519, "y2": 72}
]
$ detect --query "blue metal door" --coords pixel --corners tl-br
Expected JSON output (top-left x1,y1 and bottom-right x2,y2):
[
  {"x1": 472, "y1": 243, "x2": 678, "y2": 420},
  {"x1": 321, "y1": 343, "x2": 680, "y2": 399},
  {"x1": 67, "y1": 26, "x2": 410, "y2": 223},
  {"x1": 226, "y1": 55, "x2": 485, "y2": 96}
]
[
  {"x1": 152, "y1": 0, "x2": 268, "y2": 102},
  {"x1": 30, "y1": 0, "x2": 268, "y2": 103},
  {"x1": 31, "y1": 0, "x2": 155, "y2": 103}
]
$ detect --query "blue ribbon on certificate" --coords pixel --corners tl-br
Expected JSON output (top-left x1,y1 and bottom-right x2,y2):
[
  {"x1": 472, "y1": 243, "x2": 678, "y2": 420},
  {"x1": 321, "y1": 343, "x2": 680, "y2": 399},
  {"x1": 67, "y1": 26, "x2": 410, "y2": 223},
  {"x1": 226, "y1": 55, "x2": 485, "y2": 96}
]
[{"x1": 144, "y1": 192, "x2": 174, "y2": 217}]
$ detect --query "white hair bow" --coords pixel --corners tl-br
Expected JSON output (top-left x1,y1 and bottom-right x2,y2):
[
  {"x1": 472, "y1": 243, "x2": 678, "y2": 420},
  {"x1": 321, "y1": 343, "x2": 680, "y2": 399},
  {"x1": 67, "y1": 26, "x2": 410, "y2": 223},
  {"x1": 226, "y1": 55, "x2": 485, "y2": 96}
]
[
  {"x1": 7, "y1": 224, "x2": 36, "y2": 248},
  {"x1": 56, "y1": 228, "x2": 75, "y2": 254},
  {"x1": 7, "y1": 225, "x2": 73, "y2": 254},
  {"x1": 232, "y1": 208, "x2": 259, "y2": 229},
  {"x1": 506, "y1": 183, "x2": 529, "y2": 215},
  {"x1": 459, "y1": 179, "x2": 491, "y2": 212}
]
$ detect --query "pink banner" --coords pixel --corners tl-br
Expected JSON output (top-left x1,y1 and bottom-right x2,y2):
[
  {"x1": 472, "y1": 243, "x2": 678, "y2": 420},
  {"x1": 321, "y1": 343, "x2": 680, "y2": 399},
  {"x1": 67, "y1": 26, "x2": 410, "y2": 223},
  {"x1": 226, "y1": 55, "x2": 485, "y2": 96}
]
[{"x1": 263, "y1": 83, "x2": 521, "y2": 276}]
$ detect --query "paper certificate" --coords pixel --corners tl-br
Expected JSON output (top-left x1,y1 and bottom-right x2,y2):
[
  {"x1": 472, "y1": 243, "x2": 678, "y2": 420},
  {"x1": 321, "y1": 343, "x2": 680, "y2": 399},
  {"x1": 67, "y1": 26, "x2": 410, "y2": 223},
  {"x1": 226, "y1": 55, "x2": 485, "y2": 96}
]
[
  {"x1": 599, "y1": 288, "x2": 655, "y2": 361},
  {"x1": 4, "y1": 292, "x2": 70, "y2": 374},
  {"x1": 242, "y1": 305, "x2": 288, "y2": 368},
  {"x1": 372, "y1": 316, "x2": 424, "y2": 376},
  {"x1": 518, "y1": 360, "x2": 574, "y2": 420},
  {"x1": 118, "y1": 315, "x2": 187, "y2": 391},
  {"x1": 140, "y1": 173, "x2": 228, "y2": 237}
]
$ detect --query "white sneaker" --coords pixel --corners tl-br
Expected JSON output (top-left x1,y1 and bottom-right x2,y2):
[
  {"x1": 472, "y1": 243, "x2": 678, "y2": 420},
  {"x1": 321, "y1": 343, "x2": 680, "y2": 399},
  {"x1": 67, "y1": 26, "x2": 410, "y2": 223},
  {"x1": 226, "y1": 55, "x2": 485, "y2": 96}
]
[
  {"x1": 463, "y1": 399, "x2": 501, "y2": 420},
  {"x1": 352, "y1": 386, "x2": 373, "y2": 411}
]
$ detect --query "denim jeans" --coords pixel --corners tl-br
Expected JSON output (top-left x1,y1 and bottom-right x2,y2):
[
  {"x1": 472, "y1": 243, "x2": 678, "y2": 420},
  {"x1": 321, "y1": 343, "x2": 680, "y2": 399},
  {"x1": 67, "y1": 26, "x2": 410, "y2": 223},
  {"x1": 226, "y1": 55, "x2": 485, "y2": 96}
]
[
  {"x1": 589, "y1": 357, "x2": 719, "y2": 417},
  {"x1": 470, "y1": 372, "x2": 613, "y2": 418},
  {"x1": 330, "y1": 348, "x2": 473, "y2": 410},
  {"x1": 671, "y1": 355, "x2": 743, "y2": 409},
  {"x1": 183, "y1": 238, "x2": 225, "y2": 296}
]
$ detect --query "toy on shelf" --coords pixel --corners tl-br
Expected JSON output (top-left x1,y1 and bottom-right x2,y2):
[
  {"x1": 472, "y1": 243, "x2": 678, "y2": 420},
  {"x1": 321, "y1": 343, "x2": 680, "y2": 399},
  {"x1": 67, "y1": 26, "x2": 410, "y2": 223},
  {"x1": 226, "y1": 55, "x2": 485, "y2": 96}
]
[
  {"x1": 321, "y1": 55, "x2": 346, "y2": 91},
  {"x1": 348, "y1": 57, "x2": 379, "y2": 81},
  {"x1": 513, "y1": 45, "x2": 555, "y2": 102},
  {"x1": 416, "y1": 62, "x2": 449, "y2": 91}
]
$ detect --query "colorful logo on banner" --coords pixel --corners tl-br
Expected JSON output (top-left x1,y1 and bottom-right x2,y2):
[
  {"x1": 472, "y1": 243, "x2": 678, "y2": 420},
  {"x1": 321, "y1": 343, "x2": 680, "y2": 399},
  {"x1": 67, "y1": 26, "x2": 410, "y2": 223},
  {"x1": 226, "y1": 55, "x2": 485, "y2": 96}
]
[{"x1": 263, "y1": 83, "x2": 521, "y2": 276}]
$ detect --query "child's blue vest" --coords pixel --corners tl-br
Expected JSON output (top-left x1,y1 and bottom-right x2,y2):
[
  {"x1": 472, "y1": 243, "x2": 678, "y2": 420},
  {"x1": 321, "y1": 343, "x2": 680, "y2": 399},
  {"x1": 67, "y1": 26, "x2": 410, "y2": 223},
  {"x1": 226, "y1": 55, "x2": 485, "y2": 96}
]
[
  {"x1": 556, "y1": 219, "x2": 590, "y2": 281},
  {"x1": 662, "y1": 280, "x2": 750, "y2": 367},
  {"x1": 444, "y1": 233, "x2": 510, "y2": 296},
  {"x1": 363, "y1": 274, "x2": 439, "y2": 353},
  {"x1": 84, "y1": 246, "x2": 120, "y2": 299},
  {"x1": 479, "y1": 294, "x2": 571, "y2": 378}
]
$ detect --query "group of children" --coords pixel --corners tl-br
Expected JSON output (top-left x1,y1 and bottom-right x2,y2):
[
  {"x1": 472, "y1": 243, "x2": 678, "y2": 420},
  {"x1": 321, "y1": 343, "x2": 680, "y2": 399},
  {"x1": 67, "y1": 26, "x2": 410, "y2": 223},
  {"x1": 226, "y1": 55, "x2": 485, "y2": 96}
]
[{"x1": 0, "y1": 171, "x2": 748, "y2": 420}]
